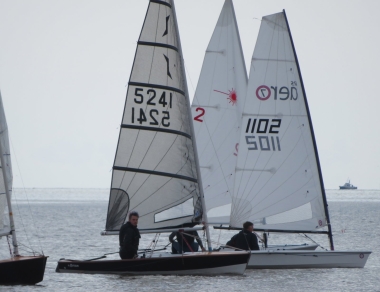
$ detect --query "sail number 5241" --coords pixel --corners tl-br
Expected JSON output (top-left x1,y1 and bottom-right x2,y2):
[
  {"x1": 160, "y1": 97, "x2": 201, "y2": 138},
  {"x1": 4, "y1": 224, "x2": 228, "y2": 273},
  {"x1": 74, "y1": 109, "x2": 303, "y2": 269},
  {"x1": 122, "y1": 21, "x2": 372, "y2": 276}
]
[{"x1": 131, "y1": 87, "x2": 172, "y2": 127}]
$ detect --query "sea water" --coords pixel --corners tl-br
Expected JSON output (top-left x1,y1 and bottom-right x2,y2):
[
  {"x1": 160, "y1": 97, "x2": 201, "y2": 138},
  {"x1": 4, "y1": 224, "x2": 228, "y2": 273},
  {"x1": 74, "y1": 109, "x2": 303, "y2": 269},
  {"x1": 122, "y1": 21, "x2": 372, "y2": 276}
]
[{"x1": 0, "y1": 189, "x2": 379, "y2": 292}]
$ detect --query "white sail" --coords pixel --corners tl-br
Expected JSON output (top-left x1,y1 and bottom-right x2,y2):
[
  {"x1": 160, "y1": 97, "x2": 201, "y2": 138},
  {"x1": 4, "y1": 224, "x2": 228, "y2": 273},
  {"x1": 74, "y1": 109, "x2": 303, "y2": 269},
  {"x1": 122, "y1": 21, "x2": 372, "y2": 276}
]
[
  {"x1": 105, "y1": 0, "x2": 203, "y2": 231},
  {"x1": 0, "y1": 92, "x2": 12, "y2": 237},
  {"x1": 192, "y1": 0, "x2": 247, "y2": 223},
  {"x1": 230, "y1": 12, "x2": 327, "y2": 232}
]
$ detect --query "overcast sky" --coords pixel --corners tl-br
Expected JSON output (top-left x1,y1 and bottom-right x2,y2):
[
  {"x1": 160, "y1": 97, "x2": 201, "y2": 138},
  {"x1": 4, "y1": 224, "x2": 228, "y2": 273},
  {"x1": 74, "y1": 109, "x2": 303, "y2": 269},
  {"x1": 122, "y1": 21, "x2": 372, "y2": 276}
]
[{"x1": 0, "y1": 0, "x2": 379, "y2": 189}]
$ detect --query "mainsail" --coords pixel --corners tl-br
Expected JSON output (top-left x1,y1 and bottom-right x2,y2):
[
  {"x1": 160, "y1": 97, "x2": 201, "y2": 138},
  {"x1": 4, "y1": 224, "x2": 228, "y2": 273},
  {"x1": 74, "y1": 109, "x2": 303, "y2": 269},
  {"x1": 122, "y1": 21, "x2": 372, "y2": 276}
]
[
  {"x1": 192, "y1": 0, "x2": 247, "y2": 222},
  {"x1": 0, "y1": 92, "x2": 12, "y2": 237},
  {"x1": 105, "y1": 0, "x2": 203, "y2": 231},
  {"x1": 230, "y1": 11, "x2": 330, "y2": 234}
]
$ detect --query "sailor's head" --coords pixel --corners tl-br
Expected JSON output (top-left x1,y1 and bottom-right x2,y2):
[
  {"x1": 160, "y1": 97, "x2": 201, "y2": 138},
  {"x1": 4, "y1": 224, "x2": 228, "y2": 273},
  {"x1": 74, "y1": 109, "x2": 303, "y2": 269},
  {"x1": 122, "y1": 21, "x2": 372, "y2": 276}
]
[
  {"x1": 243, "y1": 221, "x2": 254, "y2": 232},
  {"x1": 128, "y1": 210, "x2": 139, "y2": 227}
]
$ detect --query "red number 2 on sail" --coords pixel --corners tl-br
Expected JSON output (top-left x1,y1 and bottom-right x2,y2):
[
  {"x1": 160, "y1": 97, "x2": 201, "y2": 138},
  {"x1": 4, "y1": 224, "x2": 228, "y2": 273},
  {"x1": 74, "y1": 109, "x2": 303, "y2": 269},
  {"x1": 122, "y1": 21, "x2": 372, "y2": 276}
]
[
  {"x1": 233, "y1": 143, "x2": 239, "y2": 156},
  {"x1": 194, "y1": 107, "x2": 205, "y2": 122}
]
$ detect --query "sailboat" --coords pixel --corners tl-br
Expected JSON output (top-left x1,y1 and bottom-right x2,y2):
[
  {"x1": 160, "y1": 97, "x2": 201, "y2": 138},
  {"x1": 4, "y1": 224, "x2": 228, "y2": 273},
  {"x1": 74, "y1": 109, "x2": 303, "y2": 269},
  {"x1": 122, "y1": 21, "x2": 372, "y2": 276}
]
[
  {"x1": 56, "y1": 0, "x2": 249, "y2": 275},
  {"x1": 217, "y1": 10, "x2": 371, "y2": 268},
  {"x1": 0, "y1": 92, "x2": 47, "y2": 284},
  {"x1": 191, "y1": 0, "x2": 316, "y2": 251}
]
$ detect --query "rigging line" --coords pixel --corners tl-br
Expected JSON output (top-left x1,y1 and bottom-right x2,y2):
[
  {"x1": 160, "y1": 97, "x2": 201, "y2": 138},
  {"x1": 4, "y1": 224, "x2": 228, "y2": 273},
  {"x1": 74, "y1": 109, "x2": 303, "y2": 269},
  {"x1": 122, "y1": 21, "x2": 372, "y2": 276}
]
[
  {"x1": 16, "y1": 240, "x2": 42, "y2": 255},
  {"x1": 8, "y1": 138, "x2": 40, "y2": 253},
  {"x1": 302, "y1": 233, "x2": 328, "y2": 251},
  {"x1": 6, "y1": 235, "x2": 12, "y2": 257}
]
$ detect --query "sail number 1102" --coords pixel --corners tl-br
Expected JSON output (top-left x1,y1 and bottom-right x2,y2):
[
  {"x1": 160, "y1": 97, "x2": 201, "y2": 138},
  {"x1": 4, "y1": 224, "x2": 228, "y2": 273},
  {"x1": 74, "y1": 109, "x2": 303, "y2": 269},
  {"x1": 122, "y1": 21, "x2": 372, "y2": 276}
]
[{"x1": 245, "y1": 118, "x2": 282, "y2": 151}]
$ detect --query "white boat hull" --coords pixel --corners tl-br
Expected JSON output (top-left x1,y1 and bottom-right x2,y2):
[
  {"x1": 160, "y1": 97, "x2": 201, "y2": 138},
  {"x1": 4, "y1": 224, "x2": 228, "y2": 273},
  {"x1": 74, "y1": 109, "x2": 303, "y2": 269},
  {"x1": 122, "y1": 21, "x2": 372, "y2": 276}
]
[
  {"x1": 264, "y1": 244, "x2": 318, "y2": 251},
  {"x1": 247, "y1": 250, "x2": 371, "y2": 269}
]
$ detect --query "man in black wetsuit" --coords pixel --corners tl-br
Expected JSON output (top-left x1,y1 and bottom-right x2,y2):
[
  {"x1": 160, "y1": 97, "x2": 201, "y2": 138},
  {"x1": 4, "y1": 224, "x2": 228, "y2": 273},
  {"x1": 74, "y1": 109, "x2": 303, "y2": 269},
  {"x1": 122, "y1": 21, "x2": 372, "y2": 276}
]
[
  {"x1": 119, "y1": 211, "x2": 141, "y2": 259},
  {"x1": 226, "y1": 221, "x2": 260, "y2": 251}
]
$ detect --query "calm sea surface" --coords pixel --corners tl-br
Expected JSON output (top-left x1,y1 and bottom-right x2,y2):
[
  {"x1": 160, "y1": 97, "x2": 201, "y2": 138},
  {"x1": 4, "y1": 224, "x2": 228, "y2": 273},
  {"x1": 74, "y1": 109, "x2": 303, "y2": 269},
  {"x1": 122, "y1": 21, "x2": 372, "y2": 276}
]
[{"x1": 0, "y1": 189, "x2": 379, "y2": 292}]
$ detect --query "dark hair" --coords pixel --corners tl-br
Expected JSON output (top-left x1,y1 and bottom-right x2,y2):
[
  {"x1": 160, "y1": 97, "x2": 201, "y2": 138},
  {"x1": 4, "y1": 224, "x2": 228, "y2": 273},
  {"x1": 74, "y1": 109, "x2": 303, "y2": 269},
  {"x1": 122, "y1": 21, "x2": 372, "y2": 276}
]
[
  {"x1": 128, "y1": 210, "x2": 139, "y2": 219},
  {"x1": 243, "y1": 221, "x2": 253, "y2": 230}
]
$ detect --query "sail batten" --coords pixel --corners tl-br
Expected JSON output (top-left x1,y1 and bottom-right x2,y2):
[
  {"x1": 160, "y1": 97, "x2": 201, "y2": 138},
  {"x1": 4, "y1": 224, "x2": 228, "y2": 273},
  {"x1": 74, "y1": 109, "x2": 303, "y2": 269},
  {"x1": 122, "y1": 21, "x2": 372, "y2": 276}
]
[
  {"x1": 106, "y1": 0, "x2": 203, "y2": 232},
  {"x1": 138, "y1": 41, "x2": 179, "y2": 52},
  {"x1": 112, "y1": 166, "x2": 198, "y2": 183},
  {"x1": 128, "y1": 82, "x2": 185, "y2": 95},
  {"x1": 121, "y1": 124, "x2": 191, "y2": 139}
]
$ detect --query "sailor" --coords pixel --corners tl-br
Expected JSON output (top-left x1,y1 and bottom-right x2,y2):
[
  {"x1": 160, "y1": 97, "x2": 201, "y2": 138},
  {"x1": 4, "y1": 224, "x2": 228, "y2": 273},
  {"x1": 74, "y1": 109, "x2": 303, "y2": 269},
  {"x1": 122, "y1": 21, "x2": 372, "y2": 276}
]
[
  {"x1": 226, "y1": 221, "x2": 260, "y2": 251},
  {"x1": 169, "y1": 230, "x2": 206, "y2": 253},
  {"x1": 119, "y1": 211, "x2": 141, "y2": 259}
]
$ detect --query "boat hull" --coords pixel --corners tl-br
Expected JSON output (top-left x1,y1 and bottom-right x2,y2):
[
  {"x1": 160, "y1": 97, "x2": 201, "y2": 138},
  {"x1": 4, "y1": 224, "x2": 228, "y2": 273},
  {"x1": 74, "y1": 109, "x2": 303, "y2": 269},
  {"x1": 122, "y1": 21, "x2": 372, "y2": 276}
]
[
  {"x1": 56, "y1": 251, "x2": 250, "y2": 275},
  {"x1": 339, "y1": 186, "x2": 357, "y2": 189},
  {"x1": 264, "y1": 243, "x2": 318, "y2": 251},
  {"x1": 247, "y1": 250, "x2": 371, "y2": 269},
  {"x1": 0, "y1": 255, "x2": 48, "y2": 284}
]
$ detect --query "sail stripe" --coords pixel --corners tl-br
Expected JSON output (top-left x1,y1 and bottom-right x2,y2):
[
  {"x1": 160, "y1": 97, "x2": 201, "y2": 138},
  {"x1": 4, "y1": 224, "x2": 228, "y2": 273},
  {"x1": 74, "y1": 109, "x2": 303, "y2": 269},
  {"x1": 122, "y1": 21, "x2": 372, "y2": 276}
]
[
  {"x1": 138, "y1": 41, "x2": 178, "y2": 52},
  {"x1": 150, "y1": 0, "x2": 171, "y2": 8},
  {"x1": 113, "y1": 166, "x2": 198, "y2": 183},
  {"x1": 121, "y1": 124, "x2": 191, "y2": 139},
  {"x1": 128, "y1": 82, "x2": 185, "y2": 96}
]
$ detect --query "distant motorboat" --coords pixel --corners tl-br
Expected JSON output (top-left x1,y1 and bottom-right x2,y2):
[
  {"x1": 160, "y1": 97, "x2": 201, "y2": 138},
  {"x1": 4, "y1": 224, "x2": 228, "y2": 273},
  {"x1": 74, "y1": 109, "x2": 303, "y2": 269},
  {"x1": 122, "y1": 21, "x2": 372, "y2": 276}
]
[{"x1": 339, "y1": 180, "x2": 357, "y2": 190}]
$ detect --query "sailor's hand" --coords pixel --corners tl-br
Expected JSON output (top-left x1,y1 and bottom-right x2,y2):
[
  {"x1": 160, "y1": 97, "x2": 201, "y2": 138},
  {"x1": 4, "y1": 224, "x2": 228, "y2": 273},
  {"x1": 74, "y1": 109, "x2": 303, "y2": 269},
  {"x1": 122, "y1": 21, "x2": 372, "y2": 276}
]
[{"x1": 201, "y1": 247, "x2": 206, "y2": 252}]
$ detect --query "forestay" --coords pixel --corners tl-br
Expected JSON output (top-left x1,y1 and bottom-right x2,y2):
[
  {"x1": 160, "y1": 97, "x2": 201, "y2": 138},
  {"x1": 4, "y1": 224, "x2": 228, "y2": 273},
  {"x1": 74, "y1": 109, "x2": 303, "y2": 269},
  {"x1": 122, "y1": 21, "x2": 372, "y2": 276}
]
[
  {"x1": 0, "y1": 92, "x2": 12, "y2": 237},
  {"x1": 106, "y1": 0, "x2": 203, "y2": 232},
  {"x1": 192, "y1": 0, "x2": 247, "y2": 223},
  {"x1": 230, "y1": 12, "x2": 327, "y2": 232}
]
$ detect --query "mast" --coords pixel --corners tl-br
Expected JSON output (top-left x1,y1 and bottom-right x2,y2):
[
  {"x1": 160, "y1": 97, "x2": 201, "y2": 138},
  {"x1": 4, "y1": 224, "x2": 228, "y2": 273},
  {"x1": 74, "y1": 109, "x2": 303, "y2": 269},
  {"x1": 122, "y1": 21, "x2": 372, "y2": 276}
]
[
  {"x1": 0, "y1": 95, "x2": 19, "y2": 256},
  {"x1": 171, "y1": 0, "x2": 212, "y2": 251},
  {"x1": 282, "y1": 9, "x2": 334, "y2": 250}
]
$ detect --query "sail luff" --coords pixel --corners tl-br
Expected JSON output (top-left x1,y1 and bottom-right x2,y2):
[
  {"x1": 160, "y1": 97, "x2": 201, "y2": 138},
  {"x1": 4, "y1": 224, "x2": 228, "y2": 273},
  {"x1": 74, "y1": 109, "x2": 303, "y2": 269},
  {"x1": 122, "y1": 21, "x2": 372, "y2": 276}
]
[
  {"x1": 282, "y1": 10, "x2": 334, "y2": 250},
  {"x1": 0, "y1": 92, "x2": 18, "y2": 255},
  {"x1": 170, "y1": 0, "x2": 212, "y2": 251}
]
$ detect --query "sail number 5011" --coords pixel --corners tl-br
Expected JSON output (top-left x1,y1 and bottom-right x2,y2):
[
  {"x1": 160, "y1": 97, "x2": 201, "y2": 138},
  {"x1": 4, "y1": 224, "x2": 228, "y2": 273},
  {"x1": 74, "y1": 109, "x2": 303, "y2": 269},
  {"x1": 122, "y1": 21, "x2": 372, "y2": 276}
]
[{"x1": 245, "y1": 118, "x2": 282, "y2": 151}]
